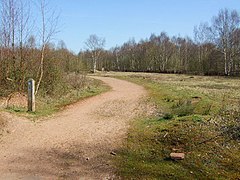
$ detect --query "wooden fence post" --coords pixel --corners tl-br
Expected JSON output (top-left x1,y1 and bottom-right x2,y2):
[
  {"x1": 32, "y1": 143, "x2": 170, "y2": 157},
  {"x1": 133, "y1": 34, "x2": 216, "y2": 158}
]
[{"x1": 28, "y1": 79, "x2": 35, "y2": 112}]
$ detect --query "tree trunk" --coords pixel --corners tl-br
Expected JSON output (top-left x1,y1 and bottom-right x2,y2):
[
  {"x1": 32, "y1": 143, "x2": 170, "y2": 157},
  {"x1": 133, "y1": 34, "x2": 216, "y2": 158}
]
[
  {"x1": 93, "y1": 57, "x2": 97, "y2": 73},
  {"x1": 224, "y1": 50, "x2": 228, "y2": 75},
  {"x1": 35, "y1": 44, "x2": 45, "y2": 95}
]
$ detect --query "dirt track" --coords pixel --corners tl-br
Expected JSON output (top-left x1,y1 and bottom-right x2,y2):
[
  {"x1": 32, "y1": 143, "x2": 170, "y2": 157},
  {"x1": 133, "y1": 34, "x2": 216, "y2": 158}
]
[{"x1": 0, "y1": 76, "x2": 146, "y2": 179}]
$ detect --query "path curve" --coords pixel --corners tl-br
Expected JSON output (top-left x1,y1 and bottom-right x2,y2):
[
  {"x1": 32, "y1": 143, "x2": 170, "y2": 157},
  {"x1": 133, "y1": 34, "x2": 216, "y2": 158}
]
[{"x1": 0, "y1": 76, "x2": 146, "y2": 179}]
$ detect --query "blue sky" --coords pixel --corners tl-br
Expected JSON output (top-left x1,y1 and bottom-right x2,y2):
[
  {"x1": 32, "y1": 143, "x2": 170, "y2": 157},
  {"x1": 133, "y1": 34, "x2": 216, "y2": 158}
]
[{"x1": 49, "y1": 0, "x2": 240, "y2": 53}]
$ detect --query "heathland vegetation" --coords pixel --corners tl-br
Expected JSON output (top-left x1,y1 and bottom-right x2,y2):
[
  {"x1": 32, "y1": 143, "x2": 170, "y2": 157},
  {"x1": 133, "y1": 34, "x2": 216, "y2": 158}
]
[
  {"x1": 0, "y1": 0, "x2": 239, "y2": 178},
  {"x1": 110, "y1": 72, "x2": 240, "y2": 179},
  {"x1": 82, "y1": 9, "x2": 240, "y2": 179}
]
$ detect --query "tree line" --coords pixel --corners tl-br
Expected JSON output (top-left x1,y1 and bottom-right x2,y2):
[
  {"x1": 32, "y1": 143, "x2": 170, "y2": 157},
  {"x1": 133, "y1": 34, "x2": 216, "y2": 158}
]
[
  {"x1": 0, "y1": 0, "x2": 82, "y2": 96},
  {"x1": 1, "y1": 4, "x2": 239, "y2": 97},
  {"x1": 81, "y1": 9, "x2": 240, "y2": 76}
]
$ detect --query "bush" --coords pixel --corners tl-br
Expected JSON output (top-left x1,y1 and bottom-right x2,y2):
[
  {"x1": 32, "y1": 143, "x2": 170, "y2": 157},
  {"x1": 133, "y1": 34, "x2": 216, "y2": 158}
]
[{"x1": 66, "y1": 73, "x2": 87, "y2": 90}]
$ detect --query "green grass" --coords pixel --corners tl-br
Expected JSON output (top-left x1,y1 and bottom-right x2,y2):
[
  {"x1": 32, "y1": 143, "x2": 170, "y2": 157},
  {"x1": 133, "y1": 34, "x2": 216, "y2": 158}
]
[
  {"x1": 6, "y1": 77, "x2": 110, "y2": 120},
  {"x1": 110, "y1": 72, "x2": 240, "y2": 179}
]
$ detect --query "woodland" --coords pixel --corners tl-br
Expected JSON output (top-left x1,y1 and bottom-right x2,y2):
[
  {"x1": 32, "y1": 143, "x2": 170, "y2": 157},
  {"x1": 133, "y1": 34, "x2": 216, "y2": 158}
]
[
  {"x1": 82, "y1": 9, "x2": 240, "y2": 77},
  {"x1": 0, "y1": 0, "x2": 239, "y2": 97}
]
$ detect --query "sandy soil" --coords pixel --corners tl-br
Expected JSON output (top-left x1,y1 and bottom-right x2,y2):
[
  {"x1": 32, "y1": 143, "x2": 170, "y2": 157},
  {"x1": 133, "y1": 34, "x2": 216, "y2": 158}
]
[{"x1": 0, "y1": 76, "x2": 147, "y2": 179}]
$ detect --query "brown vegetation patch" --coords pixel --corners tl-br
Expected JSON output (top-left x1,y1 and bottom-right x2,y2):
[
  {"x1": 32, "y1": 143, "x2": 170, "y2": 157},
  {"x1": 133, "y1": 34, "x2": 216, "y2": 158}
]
[
  {"x1": 191, "y1": 96, "x2": 202, "y2": 104},
  {"x1": 6, "y1": 92, "x2": 27, "y2": 108},
  {"x1": 0, "y1": 114, "x2": 6, "y2": 132}
]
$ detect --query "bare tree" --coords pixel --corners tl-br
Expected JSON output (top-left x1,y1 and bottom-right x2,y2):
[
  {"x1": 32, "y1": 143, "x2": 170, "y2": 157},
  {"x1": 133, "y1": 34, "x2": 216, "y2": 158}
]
[
  {"x1": 211, "y1": 9, "x2": 240, "y2": 75},
  {"x1": 0, "y1": 0, "x2": 18, "y2": 81},
  {"x1": 57, "y1": 40, "x2": 67, "y2": 50},
  {"x1": 18, "y1": 0, "x2": 32, "y2": 90},
  {"x1": 194, "y1": 22, "x2": 211, "y2": 72},
  {"x1": 85, "y1": 34, "x2": 105, "y2": 73},
  {"x1": 35, "y1": 0, "x2": 59, "y2": 95}
]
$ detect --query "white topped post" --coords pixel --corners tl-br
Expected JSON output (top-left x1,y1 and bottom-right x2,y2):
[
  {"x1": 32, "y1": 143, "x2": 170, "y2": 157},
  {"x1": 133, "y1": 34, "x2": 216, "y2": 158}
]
[{"x1": 28, "y1": 79, "x2": 35, "y2": 112}]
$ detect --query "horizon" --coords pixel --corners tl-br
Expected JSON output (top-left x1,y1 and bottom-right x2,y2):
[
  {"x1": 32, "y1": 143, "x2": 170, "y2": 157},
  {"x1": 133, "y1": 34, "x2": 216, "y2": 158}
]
[{"x1": 48, "y1": 0, "x2": 240, "y2": 53}]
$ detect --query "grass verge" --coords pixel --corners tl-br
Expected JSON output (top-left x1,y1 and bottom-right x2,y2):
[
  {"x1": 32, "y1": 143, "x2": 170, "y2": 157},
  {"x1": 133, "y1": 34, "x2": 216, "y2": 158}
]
[
  {"x1": 6, "y1": 77, "x2": 110, "y2": 120},
  {"x1": 112, "y1": 72, "x2": 240, "y2": 179}
]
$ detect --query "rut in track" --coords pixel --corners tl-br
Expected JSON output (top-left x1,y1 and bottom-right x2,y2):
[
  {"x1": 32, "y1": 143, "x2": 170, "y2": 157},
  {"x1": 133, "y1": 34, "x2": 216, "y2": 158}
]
[{"x1": 0, "y1": 76, "x2": 147, "y2": 179}]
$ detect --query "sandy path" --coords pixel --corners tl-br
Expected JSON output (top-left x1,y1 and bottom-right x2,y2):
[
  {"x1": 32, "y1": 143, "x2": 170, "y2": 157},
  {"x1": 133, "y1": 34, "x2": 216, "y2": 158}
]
[{"x1": 0, "y1": 76, "x2": 146, "y2": 179}]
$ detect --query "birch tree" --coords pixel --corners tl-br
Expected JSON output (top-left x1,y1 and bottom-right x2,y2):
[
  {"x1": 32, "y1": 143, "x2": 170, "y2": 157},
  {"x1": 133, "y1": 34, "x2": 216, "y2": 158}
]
[
  {"x1": 211, "y1": 9, "x2": 240, "y2": 75},
  {"x1": 85, "y1": 34, "x2": 105, "y2": 73},
  {"x1": 35, "y1": 0, "x2": 59, "y2": 95}
]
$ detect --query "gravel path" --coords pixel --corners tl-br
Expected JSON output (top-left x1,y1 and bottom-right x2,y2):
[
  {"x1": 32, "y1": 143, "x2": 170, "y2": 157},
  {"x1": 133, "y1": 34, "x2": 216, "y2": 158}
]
[{"x1": 0, "y1": 76, "x2": 146, "y2": 179}]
